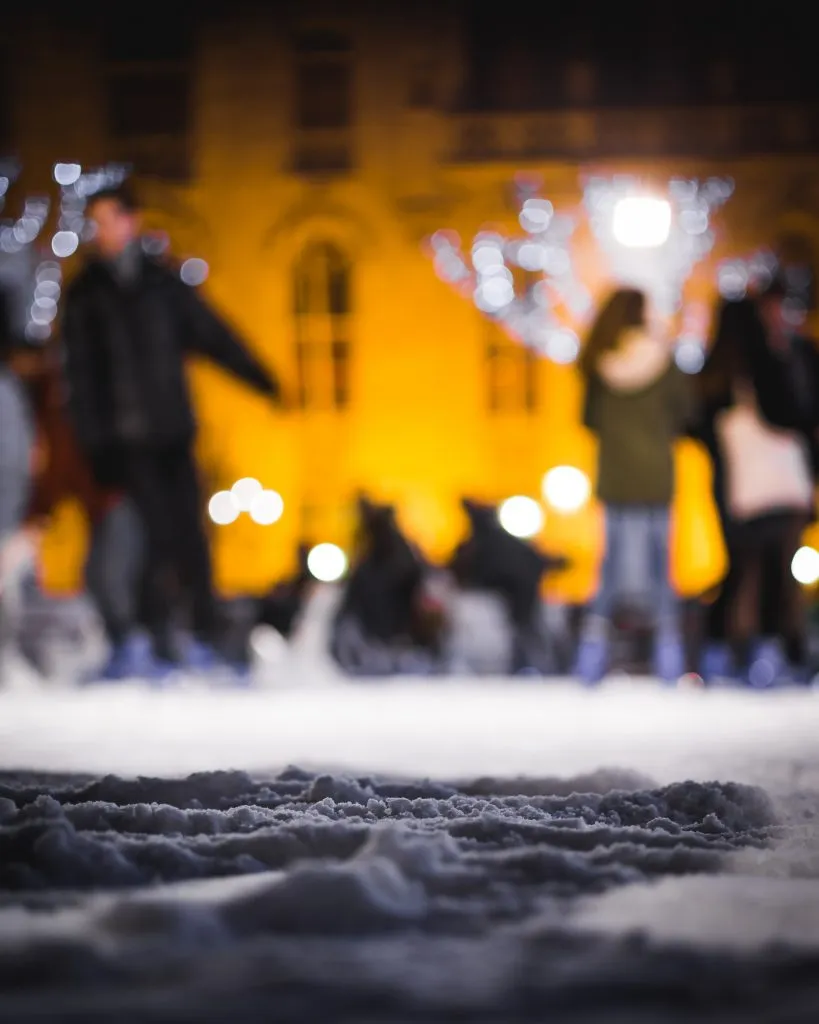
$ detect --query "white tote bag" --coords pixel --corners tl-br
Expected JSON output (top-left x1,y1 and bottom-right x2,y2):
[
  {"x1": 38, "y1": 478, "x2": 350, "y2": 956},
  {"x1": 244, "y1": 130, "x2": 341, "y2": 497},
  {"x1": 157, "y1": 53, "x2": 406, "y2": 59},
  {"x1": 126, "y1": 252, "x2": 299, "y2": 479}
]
[{"x1": 716, "y1": 385, "x2": 814, "y2": 521}]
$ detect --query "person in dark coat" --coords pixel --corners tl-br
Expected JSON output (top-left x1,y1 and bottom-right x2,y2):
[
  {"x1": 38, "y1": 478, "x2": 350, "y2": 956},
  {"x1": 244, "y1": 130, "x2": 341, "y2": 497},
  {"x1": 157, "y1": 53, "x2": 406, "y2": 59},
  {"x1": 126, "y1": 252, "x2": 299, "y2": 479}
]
[
  {"x1": 450, "y1": 499, "x2": 565, "y2": 675},
  {"x1": 332, "y1": 497, "x2": 440, "y2": 674},
  {"x1": 61, "y1": 183, "x2": 281, "y2": 680},
  {"x1": 695, "y1": 283, "x2": 819, "y2": 685}
]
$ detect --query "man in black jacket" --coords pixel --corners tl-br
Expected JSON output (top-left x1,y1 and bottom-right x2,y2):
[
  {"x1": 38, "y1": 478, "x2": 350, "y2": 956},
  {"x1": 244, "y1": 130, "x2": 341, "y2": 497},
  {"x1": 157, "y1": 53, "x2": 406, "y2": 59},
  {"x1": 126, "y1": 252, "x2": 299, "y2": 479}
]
[{"x1": 62, "y1": 183, "x2": 280, "y2": 680}]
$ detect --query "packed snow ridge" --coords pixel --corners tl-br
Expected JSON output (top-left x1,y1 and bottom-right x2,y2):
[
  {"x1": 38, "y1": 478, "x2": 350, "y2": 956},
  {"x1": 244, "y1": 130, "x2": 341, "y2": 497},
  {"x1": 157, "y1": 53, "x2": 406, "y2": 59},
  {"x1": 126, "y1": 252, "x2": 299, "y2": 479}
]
[{"x1": 2, "y1": 766, "x2": 819, "y2": 1021}]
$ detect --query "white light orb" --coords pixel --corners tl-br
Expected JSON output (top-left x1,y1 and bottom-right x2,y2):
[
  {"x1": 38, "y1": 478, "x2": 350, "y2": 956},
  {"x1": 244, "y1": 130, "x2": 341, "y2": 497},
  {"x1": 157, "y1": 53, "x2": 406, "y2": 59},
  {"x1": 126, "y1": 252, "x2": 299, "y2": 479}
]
[
  {"x1": 180, "y1": 258, "x2": 209, "y2": 286},
  {"x1": 208, "y1": 491, "x2": 239, "y2": 526},
  {"x1": 612, "y1": 197, "x2": 672, "y2": 248},
  {"x1": 471, "y1": 234, "x2": 505, "y2": 272},
  {"x1": 498, "y1": 496, "x2": 544, "y2": 539},
  {"x1": 249, "y1": 489, "x2": 284, "y2": 526},
  {"x1": 792, "y1": 546, "x2": 819, "y2": 586},
  {"x1": 516, "y1": 241, "x2": 548, "y2": 271},
  {"x1": 519, "y1": 197, "x2": 553, "y2": 233},
  {"x1": 51, "y1": 231, "x2": 79, "y2": 258},
  {"x1": 307, "y1": 543, "x2": 348, "y2": 583},
  {"x1": 544, "y1": 328, "x2": 580, "y2": 365},
  {"x1": 542, "y1": 466, "x2": 591, "y2": 513},
  {"x1": 675, "y1": 338, "x2": 706, "y2": 374},
  {"x1": 53, "y1": 162, "x2": 81, "y2": 186},
  {"x1": 230, "y1": 477, "x2": 263, "y2": 512},
  {"x1": 474, "y1": 276, "x2": 514, "y2": 312}
]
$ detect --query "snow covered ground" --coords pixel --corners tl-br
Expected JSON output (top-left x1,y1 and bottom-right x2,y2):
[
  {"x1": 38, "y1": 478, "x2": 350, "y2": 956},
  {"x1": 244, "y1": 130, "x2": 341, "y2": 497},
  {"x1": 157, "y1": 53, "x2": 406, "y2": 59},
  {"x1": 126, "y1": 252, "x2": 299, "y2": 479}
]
[{"x1": 2, "y1": 672, "x2": 819, "y2": 1021}]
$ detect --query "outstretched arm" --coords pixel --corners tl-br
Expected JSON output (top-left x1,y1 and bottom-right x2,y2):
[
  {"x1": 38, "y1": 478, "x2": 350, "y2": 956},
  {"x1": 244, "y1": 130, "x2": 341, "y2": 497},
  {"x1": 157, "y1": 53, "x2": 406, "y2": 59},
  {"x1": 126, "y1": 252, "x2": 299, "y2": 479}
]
[{"x1": 177, "y1": 279, "x2": 281, "y2": 401}]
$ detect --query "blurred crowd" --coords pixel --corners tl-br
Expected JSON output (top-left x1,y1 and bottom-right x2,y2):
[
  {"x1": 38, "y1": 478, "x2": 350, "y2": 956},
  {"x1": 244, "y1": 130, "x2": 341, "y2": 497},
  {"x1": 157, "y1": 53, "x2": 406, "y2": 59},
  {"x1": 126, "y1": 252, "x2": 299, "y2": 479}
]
[{"x1": 1, "y1": 183, "x2": 818, "y2": 688}]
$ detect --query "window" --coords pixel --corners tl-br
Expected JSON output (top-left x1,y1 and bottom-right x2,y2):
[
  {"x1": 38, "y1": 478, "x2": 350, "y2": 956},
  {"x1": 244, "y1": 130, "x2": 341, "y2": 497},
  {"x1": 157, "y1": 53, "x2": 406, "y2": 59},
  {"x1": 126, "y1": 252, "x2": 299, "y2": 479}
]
[
  {"x1": 293, "y1": 242, "x2": 352, "y2": 411},
  {"x1": 485, "y1": 324, "x2": 538, "y2": 414},
  {"x1": 108, "y1": 71, "x2": 190, "y2": 138},
  {"x1": 102, "y1": 13, "x2": 192, "y2": 181},
  {"x1": 293, "y1": 30, "x2": 353, "y2": 172}
]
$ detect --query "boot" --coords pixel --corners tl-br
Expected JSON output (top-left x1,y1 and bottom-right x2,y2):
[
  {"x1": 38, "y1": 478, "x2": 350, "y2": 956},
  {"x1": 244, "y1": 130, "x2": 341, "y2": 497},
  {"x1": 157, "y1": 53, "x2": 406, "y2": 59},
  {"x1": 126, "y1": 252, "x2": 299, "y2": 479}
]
[
  {"x1": 574, "y1": 636, "x2": 609, "y2": 686},
  {"x1": 654, "y1": 633, "x2": 685, "y2": 685},
  {"x1": 700, "y1": 642, "x2": 736, "y2": 685},
  {"x1": 746, "y1": 637, "x2": 789, "y2": 689}
]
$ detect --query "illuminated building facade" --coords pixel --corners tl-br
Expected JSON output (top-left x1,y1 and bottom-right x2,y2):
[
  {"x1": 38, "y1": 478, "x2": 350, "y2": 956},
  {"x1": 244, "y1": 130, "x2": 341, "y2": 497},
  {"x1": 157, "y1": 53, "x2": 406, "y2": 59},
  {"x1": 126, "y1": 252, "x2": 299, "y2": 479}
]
[{"x1": 5, "y1": 4, "x2": 819, "y2": 596}]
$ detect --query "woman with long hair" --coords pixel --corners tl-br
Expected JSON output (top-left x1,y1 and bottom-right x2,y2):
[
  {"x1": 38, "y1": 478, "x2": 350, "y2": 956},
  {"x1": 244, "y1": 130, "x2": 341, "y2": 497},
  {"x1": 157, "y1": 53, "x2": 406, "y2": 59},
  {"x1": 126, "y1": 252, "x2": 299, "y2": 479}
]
[
  {"x1": 575, "y1": 287, "x2": 692, "y2": 684},
  {"x1": 696, "y1": 283, "x2": 819, "y2": 685}
]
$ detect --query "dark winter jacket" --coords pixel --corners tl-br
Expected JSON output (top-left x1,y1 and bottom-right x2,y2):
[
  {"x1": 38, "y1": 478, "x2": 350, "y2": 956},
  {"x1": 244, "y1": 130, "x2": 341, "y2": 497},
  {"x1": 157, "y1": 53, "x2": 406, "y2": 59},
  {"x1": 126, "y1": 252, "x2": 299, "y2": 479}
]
[
  {"x1": 583, "y1": 330, "x2": 691, "y2": 506},
  {"x1": 337, "y1": 499, "x2": 428, "y2": 645},
  {"x1": 62, "y1": 252, "x2": 279, "y2": 456},
  {"x1": 450, "y1": 500, "x2": 565, "y2": 626}
]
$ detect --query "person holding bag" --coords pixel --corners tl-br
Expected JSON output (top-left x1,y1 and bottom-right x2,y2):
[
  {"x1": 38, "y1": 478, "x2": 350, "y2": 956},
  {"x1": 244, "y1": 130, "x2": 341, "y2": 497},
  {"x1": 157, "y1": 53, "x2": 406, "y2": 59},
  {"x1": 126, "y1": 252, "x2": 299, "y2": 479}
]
[{"x1": 696, "y1": 285, "x2": 819, "y2": 685}]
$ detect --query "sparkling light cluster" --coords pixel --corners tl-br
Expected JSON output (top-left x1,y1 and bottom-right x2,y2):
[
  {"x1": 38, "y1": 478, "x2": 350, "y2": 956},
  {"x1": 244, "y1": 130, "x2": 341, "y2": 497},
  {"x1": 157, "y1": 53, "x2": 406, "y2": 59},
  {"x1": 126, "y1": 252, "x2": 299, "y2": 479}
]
[
  {"x1": 208, "y1": 477, "x2": 285, "y2": 527},
  {"x1": 0, "y1": 161, "x2": 52, "y2": 343},
  {"x1": 584, "y1": 175, "x2": 733, "y2": 372},
  {"x1": 717, "y1": 249, "x2": 779, "y2": 301},
  {"x1": 429, "y1": 178, "x2": 590, "y2": 365}
]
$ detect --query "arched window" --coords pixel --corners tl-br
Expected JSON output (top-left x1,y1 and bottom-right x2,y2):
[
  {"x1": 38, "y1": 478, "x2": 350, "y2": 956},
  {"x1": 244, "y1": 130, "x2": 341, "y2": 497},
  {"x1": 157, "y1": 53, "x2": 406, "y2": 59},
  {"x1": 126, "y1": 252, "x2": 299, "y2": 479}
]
[{"x1": 293, "y1": 242, "x2": 352, "y2": 411}]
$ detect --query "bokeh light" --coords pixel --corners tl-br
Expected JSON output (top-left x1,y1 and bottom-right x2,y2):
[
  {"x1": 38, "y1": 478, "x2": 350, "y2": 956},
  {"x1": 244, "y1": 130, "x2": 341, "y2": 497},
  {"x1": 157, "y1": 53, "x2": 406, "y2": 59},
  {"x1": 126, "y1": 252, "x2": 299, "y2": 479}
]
[
  {"x1": 231, "y1": 477, "x2": 263, "y2": 513},
  {"x1": 51, "y1": 231, "x2": 79, "y2": 258},
  {"x1": 180, "y1": 258, "x2": 209, "y2": 286},
  {"x1": 674, "y1": 337, "x2": 706, "y2": 374},
  {"x1": 208, "y1": 491, "x2": 239, "y2": 526},
  {"x1": 542, "y1": 466, "x2": 591, "y2": 513},
  {"x1": 307, "y1": 543, "x2": 348, "y2": 582},
  {"x1": 612, "y1": 197, "x2": 672, "y2": 248},
  {"x1": 792, "y1": 546, "x2": 819, "y2": 586},
  {"x1": 498, "y1": 496, "x2": 544, "y2": 538},
  {"x1": 53, "y1": 163, "x2": 81, "y2": 187},
  {"x1": 249, "y1": 490, "x2": 284, "y2": 526}
]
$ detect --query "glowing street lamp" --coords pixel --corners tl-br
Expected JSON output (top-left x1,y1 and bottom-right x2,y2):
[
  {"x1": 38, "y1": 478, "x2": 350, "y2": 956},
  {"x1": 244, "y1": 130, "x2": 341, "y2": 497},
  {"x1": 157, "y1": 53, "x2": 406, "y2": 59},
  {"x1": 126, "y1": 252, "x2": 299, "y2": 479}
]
[{"x1": 612, "y1": 196, "x2": 672, "y2": 248}]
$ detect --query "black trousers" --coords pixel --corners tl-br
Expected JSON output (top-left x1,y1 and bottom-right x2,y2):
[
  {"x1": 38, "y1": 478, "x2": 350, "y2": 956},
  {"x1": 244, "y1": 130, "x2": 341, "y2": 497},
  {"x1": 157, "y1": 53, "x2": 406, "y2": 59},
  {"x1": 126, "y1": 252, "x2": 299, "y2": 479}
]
[
  {"x1": 122, "y1": 444, "x2": 219, "y2": 656},
  {"x1": 706, "y1": 511, "x2": 807, "y2": 663}
]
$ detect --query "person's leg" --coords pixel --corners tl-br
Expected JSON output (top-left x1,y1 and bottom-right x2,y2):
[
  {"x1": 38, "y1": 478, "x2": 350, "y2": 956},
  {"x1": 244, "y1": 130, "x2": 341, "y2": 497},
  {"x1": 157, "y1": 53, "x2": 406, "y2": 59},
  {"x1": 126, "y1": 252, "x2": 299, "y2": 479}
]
[
  {"x1": 84, "y1": 500, "x2": 142, "y2": 649},
  {"x1": 726, "y1": 525, "x2": 770, "y2": 684},
  {"x1": 575, "y1": 505, "x2": 621, "y2": 683},
  {"x1": 649, "y1": 506, "x2": 685, "y2": 682},
  {"x1": 762, "y1": 514, "x2": 808, "y2": 678},
  {"x1": 158, "y1": 446, "x2": 222, "y2": 658},
  {"x1": 121, "y1": 448, "x2": 185, "y2": 669}
]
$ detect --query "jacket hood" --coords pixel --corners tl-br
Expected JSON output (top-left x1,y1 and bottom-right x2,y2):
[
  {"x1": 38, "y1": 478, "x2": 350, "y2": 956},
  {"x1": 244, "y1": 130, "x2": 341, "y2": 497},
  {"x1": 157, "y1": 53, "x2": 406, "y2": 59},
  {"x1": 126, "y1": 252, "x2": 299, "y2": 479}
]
[{"x1": 597, "y1": 329, "x2": 673, "y2": 392}]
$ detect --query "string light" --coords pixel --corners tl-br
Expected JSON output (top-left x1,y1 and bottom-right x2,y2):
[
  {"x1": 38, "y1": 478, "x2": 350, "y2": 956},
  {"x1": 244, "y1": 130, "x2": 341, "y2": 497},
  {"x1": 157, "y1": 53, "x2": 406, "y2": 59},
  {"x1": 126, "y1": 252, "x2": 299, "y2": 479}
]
[
  {"x1": 428, "y1": 177, "x2": 589, "y2": 363},
  {"x1": 584, "y1": 175, "x2": 734, "y2": 373}
]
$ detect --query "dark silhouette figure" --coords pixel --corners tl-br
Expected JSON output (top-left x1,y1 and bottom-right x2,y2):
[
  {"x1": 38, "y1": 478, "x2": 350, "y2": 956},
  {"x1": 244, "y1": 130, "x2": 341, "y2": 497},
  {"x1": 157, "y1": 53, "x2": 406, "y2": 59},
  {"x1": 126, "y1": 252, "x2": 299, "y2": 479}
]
[
  {"x1": 450, "y1": 498, "x2": 566, "y2": 674},
  {"x1": 332, "y1": 497, "x2": 441, "y2": 674},
  {"x1": 61, "y1": 183, "x2": 280, "y2": 680}
]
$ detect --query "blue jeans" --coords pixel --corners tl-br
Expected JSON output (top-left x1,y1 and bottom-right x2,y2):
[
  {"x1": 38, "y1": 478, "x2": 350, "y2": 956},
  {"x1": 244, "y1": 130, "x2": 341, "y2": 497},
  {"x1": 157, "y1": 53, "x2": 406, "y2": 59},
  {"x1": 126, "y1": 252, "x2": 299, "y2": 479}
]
[
  {"x1": 84, "y1": 499, "x2": 146, "y2": 646},
  {"x1": 583, "y1": 505, "x2": 680, "y2": 641}
]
